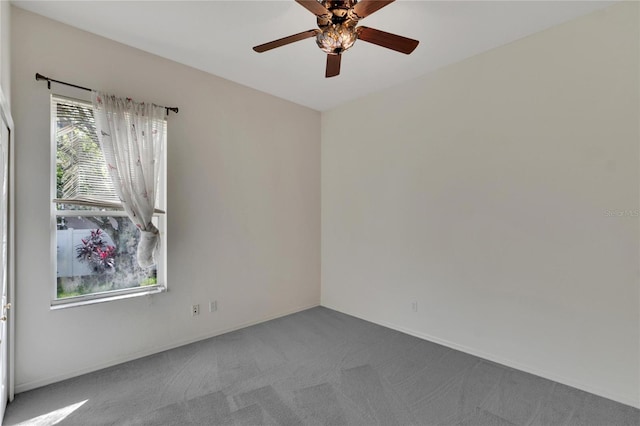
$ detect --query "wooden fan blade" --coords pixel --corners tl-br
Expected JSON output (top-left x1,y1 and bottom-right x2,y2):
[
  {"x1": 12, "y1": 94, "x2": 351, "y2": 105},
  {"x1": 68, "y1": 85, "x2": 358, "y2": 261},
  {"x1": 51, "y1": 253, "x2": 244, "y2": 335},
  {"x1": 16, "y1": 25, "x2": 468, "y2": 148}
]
[
  {"x1": 326, "y1": 54, "x2": 341, "y2": 78},
  {"x1": 295, "y1": 0, "x2": 332, "y2": 18},
  {"x1": 352, "y1": 0, "x2": 395, "y2": 19},
  {"x1": 253, "y1": 29, "x2": 319, "y2": 53},
  {"x1": 356, "y1": 26, "x2": 419, "y2": 54}
]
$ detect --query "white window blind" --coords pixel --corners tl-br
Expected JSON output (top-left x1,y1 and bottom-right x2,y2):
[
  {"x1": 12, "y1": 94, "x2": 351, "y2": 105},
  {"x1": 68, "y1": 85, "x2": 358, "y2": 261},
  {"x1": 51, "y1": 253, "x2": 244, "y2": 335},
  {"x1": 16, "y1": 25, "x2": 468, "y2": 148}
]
[{"x1": 55, "y1": 97, "x2": 119, "y2": 206}]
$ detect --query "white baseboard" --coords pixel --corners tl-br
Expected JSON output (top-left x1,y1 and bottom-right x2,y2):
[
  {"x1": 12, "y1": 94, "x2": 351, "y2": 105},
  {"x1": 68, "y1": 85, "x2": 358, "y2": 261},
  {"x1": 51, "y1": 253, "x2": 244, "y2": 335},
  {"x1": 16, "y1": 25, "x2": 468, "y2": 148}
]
[
  {"x1": 321, "y1": 303, "x2": 640, "y2": 410},
  {"x1": 15, "y1": 303, "x2": 320, "y2": 394}
]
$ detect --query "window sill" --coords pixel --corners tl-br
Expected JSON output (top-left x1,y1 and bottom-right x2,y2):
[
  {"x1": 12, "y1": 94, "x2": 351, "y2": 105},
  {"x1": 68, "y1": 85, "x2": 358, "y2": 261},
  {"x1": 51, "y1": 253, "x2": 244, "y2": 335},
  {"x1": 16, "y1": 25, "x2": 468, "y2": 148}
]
[{"x1": 50, "y1": 285, "x2": 166, "y2": 310}]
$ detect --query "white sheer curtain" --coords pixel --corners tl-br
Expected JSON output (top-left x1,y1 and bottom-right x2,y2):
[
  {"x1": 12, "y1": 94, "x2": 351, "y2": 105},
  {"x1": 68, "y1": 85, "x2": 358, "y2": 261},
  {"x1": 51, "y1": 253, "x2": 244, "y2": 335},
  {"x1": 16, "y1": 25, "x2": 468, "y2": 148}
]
[{"x1": 92, "y1": 92, "x2": 166, "y2": 268}]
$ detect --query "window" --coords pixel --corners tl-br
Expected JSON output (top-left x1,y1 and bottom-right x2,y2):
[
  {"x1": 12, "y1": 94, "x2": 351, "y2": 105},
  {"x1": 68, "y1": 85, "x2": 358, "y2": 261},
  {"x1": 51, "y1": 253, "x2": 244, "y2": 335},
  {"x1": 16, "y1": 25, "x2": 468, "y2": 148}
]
[{"x1": 51, "y1": 95, "x2": 166, "y2": 306}]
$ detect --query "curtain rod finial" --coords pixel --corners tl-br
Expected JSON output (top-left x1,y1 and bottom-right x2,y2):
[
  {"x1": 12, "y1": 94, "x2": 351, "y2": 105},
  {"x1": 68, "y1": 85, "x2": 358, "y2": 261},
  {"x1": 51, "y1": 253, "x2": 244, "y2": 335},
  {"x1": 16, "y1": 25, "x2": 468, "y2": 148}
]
[{"x1": 35, "y1": 73, "x2": 51, "y2": 89}]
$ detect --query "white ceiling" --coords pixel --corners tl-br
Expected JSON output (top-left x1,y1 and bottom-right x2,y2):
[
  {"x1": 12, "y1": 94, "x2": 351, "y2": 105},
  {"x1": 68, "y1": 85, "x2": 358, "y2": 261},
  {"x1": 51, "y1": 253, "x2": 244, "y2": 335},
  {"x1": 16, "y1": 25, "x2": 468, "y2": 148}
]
[{"x1": 13, "y1": 0, "x2": 615, "y2": 111}]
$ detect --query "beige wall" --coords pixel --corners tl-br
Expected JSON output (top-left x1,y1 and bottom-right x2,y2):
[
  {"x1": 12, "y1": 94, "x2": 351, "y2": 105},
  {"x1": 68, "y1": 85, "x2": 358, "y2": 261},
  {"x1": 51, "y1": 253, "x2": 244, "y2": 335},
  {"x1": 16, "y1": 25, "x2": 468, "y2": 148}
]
[
  {"x1": 0, "y1": 0, "x2": 9, "y2": 101},
  {"x1": 322, "y1": 2, "x2": 639, "y2": 407},
  {"x1": 11, "y1": 7, "x2": 320, "y2": 391}
]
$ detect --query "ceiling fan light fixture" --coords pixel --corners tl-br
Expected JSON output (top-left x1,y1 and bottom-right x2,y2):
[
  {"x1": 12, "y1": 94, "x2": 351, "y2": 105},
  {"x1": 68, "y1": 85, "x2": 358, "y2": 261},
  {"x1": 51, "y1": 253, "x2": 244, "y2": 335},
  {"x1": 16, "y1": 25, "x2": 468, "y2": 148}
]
[{"x1": 316, "y1": 24, "x2": 357, "y2": 54}]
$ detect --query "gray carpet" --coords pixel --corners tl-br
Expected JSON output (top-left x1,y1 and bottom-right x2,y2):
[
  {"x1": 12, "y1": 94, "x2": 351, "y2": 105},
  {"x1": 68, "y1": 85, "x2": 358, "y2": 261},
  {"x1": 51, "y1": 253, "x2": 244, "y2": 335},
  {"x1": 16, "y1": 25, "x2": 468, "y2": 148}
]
[{"x1": 4, "y1": 307, "x2": 639, "y2": 425}]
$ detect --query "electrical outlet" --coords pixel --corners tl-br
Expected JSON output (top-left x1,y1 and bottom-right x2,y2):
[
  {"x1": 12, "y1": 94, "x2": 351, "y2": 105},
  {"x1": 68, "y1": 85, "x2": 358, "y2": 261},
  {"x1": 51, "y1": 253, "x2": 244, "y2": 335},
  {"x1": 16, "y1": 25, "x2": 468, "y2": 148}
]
[
  {"x1": 192, "y1": 304, "x2": 200, "y2": 316},
  {"x1": 412, "y1": 301, "x2": 418, "y2": 312},
  {"x1": 209, "y1": 300, "x2": 217, "y2": 312}
]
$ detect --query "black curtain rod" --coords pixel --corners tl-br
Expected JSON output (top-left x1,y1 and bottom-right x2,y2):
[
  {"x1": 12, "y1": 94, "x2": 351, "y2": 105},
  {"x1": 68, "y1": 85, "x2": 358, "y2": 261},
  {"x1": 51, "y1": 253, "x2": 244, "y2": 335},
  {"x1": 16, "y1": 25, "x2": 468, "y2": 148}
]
[{"x1": 35, "y1": 73, "x2": 179, "y2": 115}]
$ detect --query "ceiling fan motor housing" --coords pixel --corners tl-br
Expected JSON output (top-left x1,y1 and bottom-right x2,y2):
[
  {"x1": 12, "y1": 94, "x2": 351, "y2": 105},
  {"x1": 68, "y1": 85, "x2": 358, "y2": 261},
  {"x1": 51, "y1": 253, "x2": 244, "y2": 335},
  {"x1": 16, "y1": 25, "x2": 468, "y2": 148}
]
[{"x1": 316, "y1": 0, "x2": 358, "y2": 27}]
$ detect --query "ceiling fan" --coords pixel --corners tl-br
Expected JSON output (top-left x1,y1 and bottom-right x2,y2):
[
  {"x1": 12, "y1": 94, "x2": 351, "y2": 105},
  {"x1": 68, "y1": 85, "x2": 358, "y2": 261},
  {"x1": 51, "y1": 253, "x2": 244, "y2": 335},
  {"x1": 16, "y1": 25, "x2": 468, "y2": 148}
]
[{"x1": 253, "y1": 0, "x2": 419, "y2": 78}]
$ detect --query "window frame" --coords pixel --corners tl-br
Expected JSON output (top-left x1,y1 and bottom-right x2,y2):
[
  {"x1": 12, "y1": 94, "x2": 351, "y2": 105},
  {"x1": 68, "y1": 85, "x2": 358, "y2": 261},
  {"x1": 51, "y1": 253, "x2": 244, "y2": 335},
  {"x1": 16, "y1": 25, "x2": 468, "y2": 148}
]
[{"x1": 49, "y1": 94, "x2": 167, "y2": 308}]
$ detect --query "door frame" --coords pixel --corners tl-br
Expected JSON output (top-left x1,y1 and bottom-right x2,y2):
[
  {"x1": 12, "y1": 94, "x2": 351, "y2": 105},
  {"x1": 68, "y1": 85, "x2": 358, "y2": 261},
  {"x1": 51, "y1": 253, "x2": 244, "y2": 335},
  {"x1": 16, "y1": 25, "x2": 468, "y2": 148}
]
[{"x1": 0, "y1": 86, "x2": 14, "y2": 403}]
